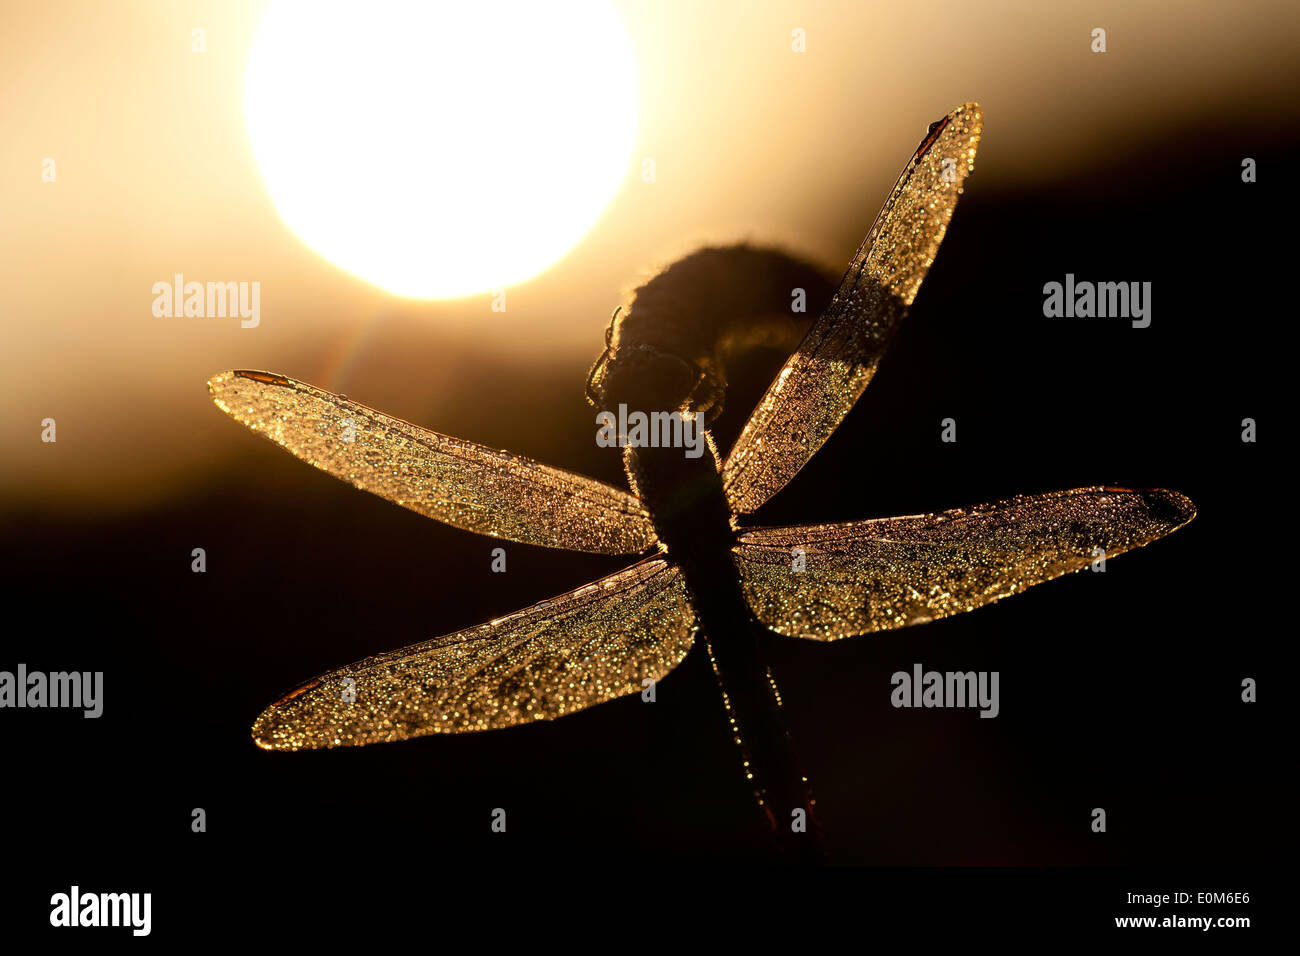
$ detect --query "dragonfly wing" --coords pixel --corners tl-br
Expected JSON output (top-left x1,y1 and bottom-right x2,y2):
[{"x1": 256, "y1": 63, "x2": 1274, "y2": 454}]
[
  {"x1": 733, "y1": 487, "x2": 1194, "y2": 640},
  {"x1": 722, "y1": 104, "x2": 983, "y2": 515},
  {"x1": 209, "y1": 370, "x2": 658, "y2": 554},
  {"x1": 252, "y1": 558, "x2": 694, "y2": 749}
]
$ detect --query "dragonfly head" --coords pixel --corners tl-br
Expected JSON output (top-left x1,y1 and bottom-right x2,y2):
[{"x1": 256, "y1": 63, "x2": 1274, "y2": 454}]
[
  {"x1": 587, "y1": 302, "x2": 726, "y2": 419},
  {"x1": 589, "y1": 341, "x2": 721, "y2": 416}
]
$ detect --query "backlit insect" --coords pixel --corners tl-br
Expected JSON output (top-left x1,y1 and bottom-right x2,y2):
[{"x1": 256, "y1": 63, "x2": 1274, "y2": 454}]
[{"x1": 209, "y1": 104, "x2": 1194, "y2": 851}]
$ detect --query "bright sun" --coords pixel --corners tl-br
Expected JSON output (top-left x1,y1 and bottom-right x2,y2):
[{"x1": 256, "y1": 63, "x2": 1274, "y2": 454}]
[{"x1": 244, "y1": 1, "x2": 638, "y2": 299}]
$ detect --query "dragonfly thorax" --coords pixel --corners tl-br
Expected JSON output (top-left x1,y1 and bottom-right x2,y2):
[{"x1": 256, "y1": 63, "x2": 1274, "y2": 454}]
[{"x1": 621, "y1": 438, "x2": 746, "y2": 628}]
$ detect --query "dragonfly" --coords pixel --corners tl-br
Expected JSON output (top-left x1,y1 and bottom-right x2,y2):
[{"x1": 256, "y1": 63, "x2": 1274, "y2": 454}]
[{"x1": 209, "y1": 103, "x2": 1193, "y2": 848}]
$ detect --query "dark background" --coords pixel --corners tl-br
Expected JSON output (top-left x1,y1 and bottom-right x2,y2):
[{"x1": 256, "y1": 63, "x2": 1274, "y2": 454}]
[{"x1": 4, "y1": 120, "x2": 1279, "y2": 926}]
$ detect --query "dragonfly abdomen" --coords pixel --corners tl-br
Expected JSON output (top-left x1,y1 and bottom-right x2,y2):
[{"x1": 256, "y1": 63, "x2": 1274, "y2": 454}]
[{"x1": 622, "y1": 439, "x2": 823, "y2": 859}]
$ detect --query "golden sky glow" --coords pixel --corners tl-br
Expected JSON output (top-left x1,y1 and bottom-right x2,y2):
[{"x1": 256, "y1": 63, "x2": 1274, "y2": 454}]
[{"x1": 3, "y1": 0, "x2": 1298, "y2": 504}]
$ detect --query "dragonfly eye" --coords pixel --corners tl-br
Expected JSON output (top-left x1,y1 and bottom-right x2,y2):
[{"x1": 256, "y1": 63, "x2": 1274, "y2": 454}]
[{"x1": 591, "y1": 343, "x2": 704, "y2": 417}]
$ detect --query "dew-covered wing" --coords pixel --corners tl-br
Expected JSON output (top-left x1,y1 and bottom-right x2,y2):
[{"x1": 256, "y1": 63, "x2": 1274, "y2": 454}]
[
  {"x1": 723, "y1": 103, "x2": 983, "y2": 514},
  {"x1": 209, "y1": 370, "x2": 658, "y2": 554},
  {"x1": 733, "y1": 487, "x2": 1194, "y2": 640},
  {"x1": 251, "y1": 558, "x2": 695, "y2": 749}
]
